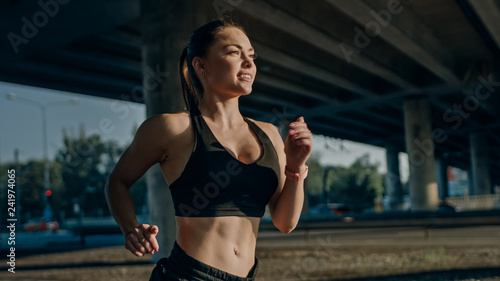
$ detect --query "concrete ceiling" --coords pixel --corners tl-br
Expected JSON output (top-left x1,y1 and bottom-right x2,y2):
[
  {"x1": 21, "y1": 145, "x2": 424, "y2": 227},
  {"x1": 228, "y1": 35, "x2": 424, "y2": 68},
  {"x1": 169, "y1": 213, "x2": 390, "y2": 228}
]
[{"x1": 1, "y1": 0, "x2": 499, "y2": 185}]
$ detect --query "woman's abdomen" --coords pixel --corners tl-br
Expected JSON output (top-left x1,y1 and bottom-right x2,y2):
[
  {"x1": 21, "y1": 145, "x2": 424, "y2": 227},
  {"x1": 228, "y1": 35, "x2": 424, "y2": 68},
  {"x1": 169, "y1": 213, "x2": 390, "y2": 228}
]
[{"x1": 175, "y1": 216, "x2": 260, "y2": 277}]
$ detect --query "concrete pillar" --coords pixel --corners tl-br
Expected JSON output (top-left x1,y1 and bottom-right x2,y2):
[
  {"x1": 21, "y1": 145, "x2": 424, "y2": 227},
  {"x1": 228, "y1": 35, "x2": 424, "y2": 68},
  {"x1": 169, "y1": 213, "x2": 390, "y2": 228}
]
[
  {"x1": 385, "y1": 145, "x2": 403, "y2": 210},
  {"x1": 467, "y1": 167, "x2": 473, "y2": 196},
  {"x1": 470, "y1": 132, "x2": 492, "y2": 195},
  {"x1": 322, "y1": 168, "x2": 328, "y2": 204},
  {"x1": 435, "y1": 155, "x2": 448, "y2": 201},
  {"x1": 140, "y1": 1, "x2": 214, "y2": 261},
  {"x1": 403, "y1": 98, "x2": 439, "y2": 211}
]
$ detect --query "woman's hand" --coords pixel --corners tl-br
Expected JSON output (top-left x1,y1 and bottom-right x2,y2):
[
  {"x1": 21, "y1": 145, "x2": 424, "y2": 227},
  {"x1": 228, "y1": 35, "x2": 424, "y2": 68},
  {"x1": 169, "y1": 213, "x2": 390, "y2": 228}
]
[
  {"x1": 284, "y1": 116, "x2": 313, "y2": 171},
  {"x1": 124, "y1": 224, "x2": 159, "y2": 257}
]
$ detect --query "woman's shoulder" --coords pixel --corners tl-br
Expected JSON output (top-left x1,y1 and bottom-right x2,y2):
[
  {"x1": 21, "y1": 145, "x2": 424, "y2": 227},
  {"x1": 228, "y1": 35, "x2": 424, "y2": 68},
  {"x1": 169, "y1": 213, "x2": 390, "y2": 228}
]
[
  {"x1": 246, "y1": 118, "x2": 282, "y2": 141},
  {"x1": 131, "y1": 111, "x2": 192, "y2": 159},
  {"x1": 141, "y1": 111, "x2": 191, "y2": 135}
]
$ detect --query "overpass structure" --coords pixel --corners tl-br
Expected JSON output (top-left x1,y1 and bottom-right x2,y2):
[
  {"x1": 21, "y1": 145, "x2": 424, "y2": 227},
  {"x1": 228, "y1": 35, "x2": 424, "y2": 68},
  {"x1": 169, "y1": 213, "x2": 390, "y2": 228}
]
[{"x1": 1, "y1": 0, "x2": 499, "y2": 258}]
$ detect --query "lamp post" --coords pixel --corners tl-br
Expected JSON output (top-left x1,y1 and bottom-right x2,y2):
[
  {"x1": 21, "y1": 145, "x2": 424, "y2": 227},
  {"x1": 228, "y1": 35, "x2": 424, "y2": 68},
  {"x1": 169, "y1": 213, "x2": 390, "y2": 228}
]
[{"x1": 6, "y1": 93, "x2": 78, "y2": 219}]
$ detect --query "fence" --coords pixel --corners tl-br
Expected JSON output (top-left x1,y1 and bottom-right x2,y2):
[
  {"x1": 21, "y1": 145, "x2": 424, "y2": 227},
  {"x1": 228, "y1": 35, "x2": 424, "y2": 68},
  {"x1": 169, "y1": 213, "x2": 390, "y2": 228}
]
[{"x1": 446, "y1": 194, "x2": 500, "y2": 211}]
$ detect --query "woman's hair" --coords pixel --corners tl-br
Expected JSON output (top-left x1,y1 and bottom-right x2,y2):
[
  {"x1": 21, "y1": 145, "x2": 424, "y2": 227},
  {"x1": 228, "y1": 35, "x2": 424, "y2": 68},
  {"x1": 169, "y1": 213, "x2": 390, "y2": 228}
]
[{"x1": 179, "y1": 19, "x2": 246, "y2": 112}]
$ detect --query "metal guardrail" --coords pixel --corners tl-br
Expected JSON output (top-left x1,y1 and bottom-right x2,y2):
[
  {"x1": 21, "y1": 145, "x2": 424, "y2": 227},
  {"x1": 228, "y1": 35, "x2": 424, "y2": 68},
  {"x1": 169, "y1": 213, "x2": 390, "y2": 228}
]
[
  {"x1": 260, "y1": 210, "x2": 500, "y2": 231},
  {"x1": 445, "y1": 194, "x2": 500, "y2": 211}
]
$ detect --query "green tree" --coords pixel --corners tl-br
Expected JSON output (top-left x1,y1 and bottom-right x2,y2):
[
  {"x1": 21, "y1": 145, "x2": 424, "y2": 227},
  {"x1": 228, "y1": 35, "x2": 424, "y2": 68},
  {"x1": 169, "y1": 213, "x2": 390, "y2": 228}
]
[
  {"x1": 327, "y1": 154, "x2": 384, "y2": 209},
  {"x1": 1, "y1": 122, "x2": 147, "y2": 228},
  {"x1": 304, "y1": 153, "x2": 325, "y2": 207},
  {"x1": 55, "y1": 124, "x2": 109, "y2": 218},
  {"x1": 55, "y1": 123, "x2": 147, "y2": 218},
  {"x1": 305, "y1": 153, "x2": 324, "y2": 195}
]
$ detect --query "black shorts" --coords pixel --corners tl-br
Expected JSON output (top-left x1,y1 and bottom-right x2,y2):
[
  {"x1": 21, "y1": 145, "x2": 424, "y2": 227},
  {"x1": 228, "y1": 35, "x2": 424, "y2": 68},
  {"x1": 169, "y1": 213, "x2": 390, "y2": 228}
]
[{"x1": 149, "y1": 241, "x2": 258, "y2": 281}]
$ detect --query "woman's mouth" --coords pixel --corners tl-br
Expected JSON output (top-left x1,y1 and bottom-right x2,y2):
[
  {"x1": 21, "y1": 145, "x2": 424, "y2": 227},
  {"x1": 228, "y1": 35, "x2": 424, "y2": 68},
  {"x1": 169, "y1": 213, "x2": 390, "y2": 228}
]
[{"x1": 237, "y1": 73, "x2": 253, "y2": 82}]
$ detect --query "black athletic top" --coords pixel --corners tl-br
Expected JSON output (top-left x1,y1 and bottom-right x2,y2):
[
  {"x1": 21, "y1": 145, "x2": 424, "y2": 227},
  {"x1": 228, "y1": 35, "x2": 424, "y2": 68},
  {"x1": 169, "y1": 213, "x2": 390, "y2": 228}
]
[{"x1": 169, "y1": 108, "x2": 280, "y2": 217}]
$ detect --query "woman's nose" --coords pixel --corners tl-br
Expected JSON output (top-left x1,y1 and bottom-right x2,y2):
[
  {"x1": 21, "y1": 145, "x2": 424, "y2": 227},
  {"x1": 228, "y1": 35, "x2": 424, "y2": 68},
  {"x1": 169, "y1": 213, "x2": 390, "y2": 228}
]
[{"x1": 242, "y1": 55, "x2": 253, "y2": 68}]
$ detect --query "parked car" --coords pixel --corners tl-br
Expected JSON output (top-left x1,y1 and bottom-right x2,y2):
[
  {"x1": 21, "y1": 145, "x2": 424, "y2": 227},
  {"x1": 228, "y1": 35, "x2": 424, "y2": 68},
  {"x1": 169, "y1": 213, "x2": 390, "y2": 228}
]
[
  {"x1": 309, "y1": 203, "x2": 350, "y2": 215},
  {"x1": 23, "y1": 217, "x2": 59, "y2": 232}
]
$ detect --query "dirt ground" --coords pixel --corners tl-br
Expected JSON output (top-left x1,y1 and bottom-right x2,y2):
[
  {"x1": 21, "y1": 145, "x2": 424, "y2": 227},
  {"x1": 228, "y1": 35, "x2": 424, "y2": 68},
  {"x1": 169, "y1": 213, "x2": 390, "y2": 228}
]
[{"x1": 2, "y1": 244, "x2": 500, "y2": 281}]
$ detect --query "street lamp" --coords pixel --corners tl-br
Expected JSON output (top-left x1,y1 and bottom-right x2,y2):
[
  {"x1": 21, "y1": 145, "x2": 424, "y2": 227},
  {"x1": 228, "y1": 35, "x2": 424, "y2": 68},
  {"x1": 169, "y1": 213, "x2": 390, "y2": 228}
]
[{"x1": 6, "y1": 93, "x2": 78, "y2": 219}]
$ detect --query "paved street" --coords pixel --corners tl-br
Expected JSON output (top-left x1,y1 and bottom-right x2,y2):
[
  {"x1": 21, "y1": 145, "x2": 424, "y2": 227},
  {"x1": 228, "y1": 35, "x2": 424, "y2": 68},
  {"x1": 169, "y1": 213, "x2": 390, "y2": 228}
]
[
  {"x1": 1, "y1": 224, "x2": 500, "y2": 281},
  {"x1": 257, "y1": 225, "x2": 500, "y2": 248}
]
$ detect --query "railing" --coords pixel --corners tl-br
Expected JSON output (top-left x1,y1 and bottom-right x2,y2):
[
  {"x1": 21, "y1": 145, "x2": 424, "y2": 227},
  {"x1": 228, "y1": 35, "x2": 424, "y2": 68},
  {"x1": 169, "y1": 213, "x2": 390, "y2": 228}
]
[{"x1": 446, "y1": 194, "x2": 500, "y2": 211}]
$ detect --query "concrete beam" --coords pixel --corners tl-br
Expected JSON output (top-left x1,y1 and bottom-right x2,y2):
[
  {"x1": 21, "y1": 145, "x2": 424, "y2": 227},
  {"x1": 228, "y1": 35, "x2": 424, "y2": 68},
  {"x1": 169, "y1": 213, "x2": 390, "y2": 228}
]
[
  {"x1": 468, "y1": 0, "x2": 500, "y2": 50},
  {"x1": 0, "y1": 0, "x2": 139, "y2": 63},
  {"x1": 88, "y1": 33, "x2": 142, "y2": 60},
  {"x1": 329, "y1": 1, "x2": 497, "y2": 127},
  {"x1": 326, "y1": 114, "x2": 395, "y2": 136},
  {"x1": 236, "y1": 0, "x2": 414, "y2": 88},
  {"x1": 327, "y1": 0, "x2": 459, "y2": 84},
  {"x1": 430, "y1": 94, "x2": 500, "y2": 170},
  {"x1": 251, "y1": 42, "x2": 375, "y2": 97},
  {"x1": 0, "y1": 72, "x2": 136, "y2": 102},
  {"x1": 255, "y1": 73, "x2": 341, "y2": 105},
  {"x1": 244, "y1": 91, "x2": 300, "y2": 110},
  {"x1": 34, "y1": 48, "x2": 142, "y2": 79},
  {"x1": 253, "y1": 108, "x2": 366, "y2": 139},
  {"x1": 2, "y1": 60, "x2": 140, "y2": 91},
  {"x1": 305, "y1": 81, "x2": 482, "y2": 119}
]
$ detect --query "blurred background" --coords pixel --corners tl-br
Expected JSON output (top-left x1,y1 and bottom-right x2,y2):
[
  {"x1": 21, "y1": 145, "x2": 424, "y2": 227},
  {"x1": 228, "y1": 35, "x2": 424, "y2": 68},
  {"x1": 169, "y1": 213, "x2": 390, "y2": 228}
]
[{"x1": 0, "y1": 0, "x2": 499, "y2": 280}]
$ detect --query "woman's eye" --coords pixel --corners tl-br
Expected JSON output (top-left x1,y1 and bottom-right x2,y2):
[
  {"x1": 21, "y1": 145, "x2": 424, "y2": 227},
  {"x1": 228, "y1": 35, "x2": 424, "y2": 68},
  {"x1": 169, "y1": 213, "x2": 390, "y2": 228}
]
[
  {"x1": 229, "y1": 50, "x2": 239, "y2": 55},
  {"x1": 250, "y1": 54, "x2": 257, "y2": 60}
]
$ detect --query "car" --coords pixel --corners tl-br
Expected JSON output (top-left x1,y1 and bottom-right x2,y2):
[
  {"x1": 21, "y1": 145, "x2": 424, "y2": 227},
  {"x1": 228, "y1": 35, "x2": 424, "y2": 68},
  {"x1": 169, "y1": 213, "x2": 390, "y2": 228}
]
[
  {"x1": 309, "y1": 203, "x2": 350, "y2": 215},
  {"x1": 23, "y1": 217, "x2": 59, "y2": 232}
]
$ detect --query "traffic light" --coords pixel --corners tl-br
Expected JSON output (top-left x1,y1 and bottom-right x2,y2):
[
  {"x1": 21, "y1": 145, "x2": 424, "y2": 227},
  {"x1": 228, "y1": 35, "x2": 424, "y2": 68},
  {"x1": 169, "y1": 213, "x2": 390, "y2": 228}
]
[{"x1": 45, "y1": 189, "x2": 53, "y2": 205}]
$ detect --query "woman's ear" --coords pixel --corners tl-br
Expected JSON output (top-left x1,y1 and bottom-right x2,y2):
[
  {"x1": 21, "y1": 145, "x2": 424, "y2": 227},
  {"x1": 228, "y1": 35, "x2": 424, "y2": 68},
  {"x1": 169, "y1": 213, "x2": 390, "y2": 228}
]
[{"x1": 192, "y1": 57, "x2": 205, "y2": 73}]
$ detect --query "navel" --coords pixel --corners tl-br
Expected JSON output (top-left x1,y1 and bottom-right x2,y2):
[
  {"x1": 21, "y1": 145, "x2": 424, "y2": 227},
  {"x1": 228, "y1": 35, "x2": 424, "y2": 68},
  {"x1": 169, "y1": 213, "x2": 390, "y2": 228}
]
[{"x1": 233, "y1": 246, "x2": 239, "y2": 255}]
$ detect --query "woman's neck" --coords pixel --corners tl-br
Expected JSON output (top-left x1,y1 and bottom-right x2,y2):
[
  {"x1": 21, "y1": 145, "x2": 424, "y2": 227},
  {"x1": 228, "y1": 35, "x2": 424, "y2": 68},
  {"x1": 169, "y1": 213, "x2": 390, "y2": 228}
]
[{"x1": 198, "y1": 95, "x2": 244, "y2": 129}]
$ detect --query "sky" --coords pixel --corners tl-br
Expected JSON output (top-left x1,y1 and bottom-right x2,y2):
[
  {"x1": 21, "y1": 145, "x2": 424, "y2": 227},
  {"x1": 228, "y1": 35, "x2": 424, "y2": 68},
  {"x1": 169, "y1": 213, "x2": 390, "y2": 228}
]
[
  {"x1": 0, "y1": 81, "x2": 410, "y2": 181},
  {"x1": 0, "y1": 81, "x2": 145, "y2": 163}
]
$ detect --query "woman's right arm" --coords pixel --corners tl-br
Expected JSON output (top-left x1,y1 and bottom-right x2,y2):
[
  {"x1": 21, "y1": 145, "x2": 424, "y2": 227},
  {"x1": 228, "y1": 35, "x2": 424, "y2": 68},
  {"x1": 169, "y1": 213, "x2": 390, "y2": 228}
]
[{"x1": 104, "y1": 114, "x2": 170, "y2": 256}]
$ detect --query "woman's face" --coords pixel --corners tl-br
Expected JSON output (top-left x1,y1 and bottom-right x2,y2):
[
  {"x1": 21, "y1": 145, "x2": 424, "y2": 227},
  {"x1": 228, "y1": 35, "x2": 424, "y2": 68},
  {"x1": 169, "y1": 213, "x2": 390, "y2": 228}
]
[{"x1": 196, "y1": 27, "x2": 257, "y2": 98}]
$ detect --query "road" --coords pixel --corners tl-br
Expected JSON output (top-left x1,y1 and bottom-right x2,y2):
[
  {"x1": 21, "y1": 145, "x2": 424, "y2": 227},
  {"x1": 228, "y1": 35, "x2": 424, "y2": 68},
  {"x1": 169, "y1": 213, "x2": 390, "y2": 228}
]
[
  {"x1": 257, "y1": 225, "x2": 500, "y2": 248},
  {"x1": 1, "y1": 225, "x2": 500, "y2": 281}
]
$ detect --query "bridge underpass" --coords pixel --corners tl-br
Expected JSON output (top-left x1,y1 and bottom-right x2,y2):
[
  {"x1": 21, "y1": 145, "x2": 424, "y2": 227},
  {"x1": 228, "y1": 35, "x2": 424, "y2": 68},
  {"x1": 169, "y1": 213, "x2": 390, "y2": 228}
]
[{"x1": 2, "y1": 0, "x2": 499, "y2": 260}]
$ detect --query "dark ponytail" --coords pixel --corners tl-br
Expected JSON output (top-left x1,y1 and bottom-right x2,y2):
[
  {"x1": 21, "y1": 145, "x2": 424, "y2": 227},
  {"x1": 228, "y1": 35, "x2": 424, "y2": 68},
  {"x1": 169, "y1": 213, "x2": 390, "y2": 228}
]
[
  {"x1": 179, "y1": 46, "x2": 199, "y2": 112},
  {"x1": 179, "y1": 18, "x2": 246, "y2": 113}
]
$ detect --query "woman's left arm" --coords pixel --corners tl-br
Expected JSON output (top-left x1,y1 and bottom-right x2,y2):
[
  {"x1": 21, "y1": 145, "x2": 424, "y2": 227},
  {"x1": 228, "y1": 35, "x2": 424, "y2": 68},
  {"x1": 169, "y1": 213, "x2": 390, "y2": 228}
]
[{"x1": 267, "y1": 116, "x2": 312, "y2": 233}]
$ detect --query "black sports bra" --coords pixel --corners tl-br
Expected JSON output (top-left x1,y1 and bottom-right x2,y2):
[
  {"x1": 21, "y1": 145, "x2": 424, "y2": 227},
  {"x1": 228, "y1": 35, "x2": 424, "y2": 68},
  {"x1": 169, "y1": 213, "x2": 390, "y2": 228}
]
[{"x1": 168, "y1": 108, "x2": 280, "y2": 217}]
